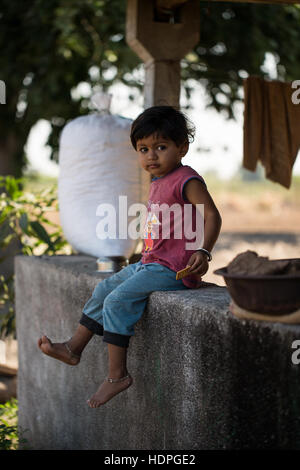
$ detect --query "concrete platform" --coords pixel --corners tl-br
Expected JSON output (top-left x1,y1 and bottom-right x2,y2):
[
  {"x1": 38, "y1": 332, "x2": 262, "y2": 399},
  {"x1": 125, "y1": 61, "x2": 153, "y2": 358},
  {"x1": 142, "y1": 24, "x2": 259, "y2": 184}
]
[{"x1": 15, "y1": 254, "x2": 300, "y2": 449}]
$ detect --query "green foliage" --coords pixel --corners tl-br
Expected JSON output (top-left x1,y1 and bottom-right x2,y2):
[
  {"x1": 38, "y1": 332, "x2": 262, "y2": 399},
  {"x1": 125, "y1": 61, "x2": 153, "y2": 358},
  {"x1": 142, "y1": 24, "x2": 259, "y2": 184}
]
[
  {"x1": 0, "y1": 399, "x2": 23, "y2": 450},
  {"x1": 0, "y1": 274, "x2": 14, "y2": 339},
  {"x1": 183, "y1": 2, "x2": 300, "y2": 118},
  {"x1": 0, "y1": 175, "x2": 73, "y2": 337},
  {"x1": 0, "y1": 0, "x2": 140, "y2": 176},
  {"x1": 1, "y1": 1, "x2": 300, "y2": 175}
]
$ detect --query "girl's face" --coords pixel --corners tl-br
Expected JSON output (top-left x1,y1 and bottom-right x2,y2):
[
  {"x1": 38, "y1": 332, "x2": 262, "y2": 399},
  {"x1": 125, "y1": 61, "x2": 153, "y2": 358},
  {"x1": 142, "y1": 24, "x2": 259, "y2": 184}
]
[{"x1": 136, "y1": 134, "x2": 188, "y2": 178}]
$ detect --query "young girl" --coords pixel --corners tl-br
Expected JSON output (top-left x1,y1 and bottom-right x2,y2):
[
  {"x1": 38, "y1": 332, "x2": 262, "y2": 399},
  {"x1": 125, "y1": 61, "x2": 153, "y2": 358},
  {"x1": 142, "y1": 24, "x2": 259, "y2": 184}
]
[{"x1": 38, "y1": 106, "x2": 222, "y2": 408}]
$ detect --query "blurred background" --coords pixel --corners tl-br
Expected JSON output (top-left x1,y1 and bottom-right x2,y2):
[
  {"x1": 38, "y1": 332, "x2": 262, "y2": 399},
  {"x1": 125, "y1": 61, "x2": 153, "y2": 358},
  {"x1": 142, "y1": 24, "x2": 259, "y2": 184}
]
[
  {"x1": 1, "y1": 3, "x2": 299, "y2": 449},
  {"x1": 0, "y1": 1, "x2": 300, "y2": 377},
  {"x1": 24, "y1": 75, "x2": 300, "y2": 287}
]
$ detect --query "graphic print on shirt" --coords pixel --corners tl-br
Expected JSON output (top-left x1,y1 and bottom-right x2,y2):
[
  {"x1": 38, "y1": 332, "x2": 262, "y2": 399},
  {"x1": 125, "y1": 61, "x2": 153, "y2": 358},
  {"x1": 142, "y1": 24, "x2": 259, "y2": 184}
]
[
  {"x1": 143, "y1": 207, "x2": 161, "y2": 254},
  {"x1": 141, "y1": 165, "x2": 207, "y2": 289}
]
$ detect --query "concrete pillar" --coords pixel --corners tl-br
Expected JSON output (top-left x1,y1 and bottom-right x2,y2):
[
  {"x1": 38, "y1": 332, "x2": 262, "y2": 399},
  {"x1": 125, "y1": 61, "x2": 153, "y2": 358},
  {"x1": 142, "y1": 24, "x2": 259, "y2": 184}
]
[{"x1": 126, "y1": 0, "x2": 200, "y2": 108}]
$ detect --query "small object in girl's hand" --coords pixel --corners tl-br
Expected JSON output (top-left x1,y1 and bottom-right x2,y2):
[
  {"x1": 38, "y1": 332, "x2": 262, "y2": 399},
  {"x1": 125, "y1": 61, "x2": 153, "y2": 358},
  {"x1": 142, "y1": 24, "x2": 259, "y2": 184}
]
[{"x1": 176, "y1": 265, "x2": 192, "y2": 280}]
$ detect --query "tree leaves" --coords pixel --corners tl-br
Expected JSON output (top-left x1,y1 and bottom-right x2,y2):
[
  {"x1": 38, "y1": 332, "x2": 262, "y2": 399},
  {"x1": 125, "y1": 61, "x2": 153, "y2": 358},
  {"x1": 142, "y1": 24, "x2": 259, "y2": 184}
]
[
  {"x1": 29, "y1": 220, "x2": 55, "y2": 250},
  {"x1": 18, "y1": 212, "x2": 29, "y2": 234},
  {"x1": 181, "y1": 2, "x2": 300, "y2": 118},
  {"x1": 0, "y1": 0, "x2": 139, "y2": 175},
  {"x1": 1, "y1": 1, "x2": 300, "y2": 173}
]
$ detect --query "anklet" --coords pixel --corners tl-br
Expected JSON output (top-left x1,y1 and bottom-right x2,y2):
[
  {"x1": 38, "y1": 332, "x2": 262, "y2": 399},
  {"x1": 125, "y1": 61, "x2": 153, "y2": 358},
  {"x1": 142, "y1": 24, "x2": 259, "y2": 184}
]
[
  {"x1": 63, "y1": 341, "x2": 81, "y2": 360},
  {"x1": 105, "y1": 374, "x2": 131, "y2": 383}
]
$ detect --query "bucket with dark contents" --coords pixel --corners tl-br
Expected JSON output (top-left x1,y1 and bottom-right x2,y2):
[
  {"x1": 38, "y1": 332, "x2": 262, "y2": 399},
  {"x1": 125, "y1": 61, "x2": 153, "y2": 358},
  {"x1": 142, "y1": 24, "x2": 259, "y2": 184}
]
[{"x1": 214, "y1": 251, "x2": 300, "y2": 315}]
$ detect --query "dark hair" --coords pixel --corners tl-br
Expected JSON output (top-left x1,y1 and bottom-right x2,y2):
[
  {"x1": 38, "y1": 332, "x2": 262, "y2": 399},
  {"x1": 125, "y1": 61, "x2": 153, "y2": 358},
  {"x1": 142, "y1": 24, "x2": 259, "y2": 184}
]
[{"x1": 130, "y1": 106, "x2": 195, "y2": 150}]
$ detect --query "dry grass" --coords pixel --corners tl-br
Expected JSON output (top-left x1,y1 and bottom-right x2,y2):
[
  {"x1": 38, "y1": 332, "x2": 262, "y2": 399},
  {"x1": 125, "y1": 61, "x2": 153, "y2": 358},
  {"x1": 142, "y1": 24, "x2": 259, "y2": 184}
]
[{"x1": 205, "y1": 173, "x2": 300, "y2": 233}]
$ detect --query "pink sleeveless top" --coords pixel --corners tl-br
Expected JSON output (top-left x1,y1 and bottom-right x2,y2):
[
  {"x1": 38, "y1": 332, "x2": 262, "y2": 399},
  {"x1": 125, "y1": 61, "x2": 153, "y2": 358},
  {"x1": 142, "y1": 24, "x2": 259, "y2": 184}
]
[{"x1": 141, "y1": 164, "x2": 206, "y2": 288}]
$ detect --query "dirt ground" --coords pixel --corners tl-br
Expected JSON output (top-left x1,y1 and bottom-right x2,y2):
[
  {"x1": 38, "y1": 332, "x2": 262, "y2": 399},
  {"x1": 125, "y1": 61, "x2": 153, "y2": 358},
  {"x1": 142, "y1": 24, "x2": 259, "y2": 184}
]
[
  {"x1": 207, "y1": 196, "x2": 300, "y2": 285},
  {"x1": 208, "y1": 231, "x2": 300, "y2": 286}
]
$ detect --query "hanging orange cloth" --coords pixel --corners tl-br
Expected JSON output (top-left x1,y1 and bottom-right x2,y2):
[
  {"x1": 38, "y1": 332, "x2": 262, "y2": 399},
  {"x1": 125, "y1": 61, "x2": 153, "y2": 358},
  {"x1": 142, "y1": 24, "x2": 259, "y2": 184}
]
[{"x1": 243, "y1": 76, "x2": 300, "y2": 188}]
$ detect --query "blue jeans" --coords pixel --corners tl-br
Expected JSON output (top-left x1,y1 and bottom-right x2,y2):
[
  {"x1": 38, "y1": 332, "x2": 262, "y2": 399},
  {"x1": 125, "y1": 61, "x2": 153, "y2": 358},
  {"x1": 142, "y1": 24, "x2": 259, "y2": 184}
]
[{"x1": 79, "y1": 260, "x2": 188, "y2": 347}]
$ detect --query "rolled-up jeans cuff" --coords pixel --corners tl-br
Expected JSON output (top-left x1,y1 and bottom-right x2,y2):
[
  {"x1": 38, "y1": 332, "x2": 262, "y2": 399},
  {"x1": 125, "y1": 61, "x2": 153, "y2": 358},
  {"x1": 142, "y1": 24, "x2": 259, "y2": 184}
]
[
  {"x1": 79, "y1": 313, "x2": 104, "y2": 336},
  {"x1": 103, "y1": 330, "x2": 131, "y2": 348}
]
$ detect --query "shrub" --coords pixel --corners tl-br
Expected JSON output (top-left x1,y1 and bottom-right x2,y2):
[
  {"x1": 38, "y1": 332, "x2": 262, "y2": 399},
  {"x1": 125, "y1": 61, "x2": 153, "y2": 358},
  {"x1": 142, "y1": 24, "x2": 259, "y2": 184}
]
[
  {"x1": 0, "y1": 175, "x2": 73, "y2": 337},
  {"x1": 0, "y1": 398, "x2": 23, "y2": 450}
]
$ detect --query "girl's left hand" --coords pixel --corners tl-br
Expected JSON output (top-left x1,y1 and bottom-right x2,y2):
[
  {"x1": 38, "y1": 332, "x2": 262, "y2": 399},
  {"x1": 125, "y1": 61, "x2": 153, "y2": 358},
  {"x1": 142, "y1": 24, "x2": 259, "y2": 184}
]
[{"x1": 186, "y1": 251, "x2": 209, "y2": 277}]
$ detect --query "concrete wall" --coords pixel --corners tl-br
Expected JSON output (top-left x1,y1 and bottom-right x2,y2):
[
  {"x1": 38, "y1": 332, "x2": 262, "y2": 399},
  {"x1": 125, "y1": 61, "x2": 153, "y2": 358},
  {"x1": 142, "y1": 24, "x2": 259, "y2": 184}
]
[{"x1": 15, "y1": 255, "x2": 300, "y2": 450}]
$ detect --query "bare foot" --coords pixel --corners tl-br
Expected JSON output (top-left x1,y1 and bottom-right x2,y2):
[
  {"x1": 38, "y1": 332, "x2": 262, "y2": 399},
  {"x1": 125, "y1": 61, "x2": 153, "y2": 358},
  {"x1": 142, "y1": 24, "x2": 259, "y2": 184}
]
[
  {"x1": 37, "y1": 335, "x2": 80, "y2": 366},
  {"x1": 87, "y1": 374, "x2": 133, "y2": 408}
]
